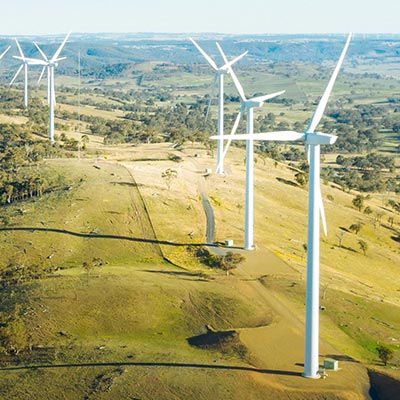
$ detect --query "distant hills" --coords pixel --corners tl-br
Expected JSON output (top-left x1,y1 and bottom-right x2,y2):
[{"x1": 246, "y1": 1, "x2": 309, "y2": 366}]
[{"x1": 0, "y1": 33, "x2": 400, "y2": 79}]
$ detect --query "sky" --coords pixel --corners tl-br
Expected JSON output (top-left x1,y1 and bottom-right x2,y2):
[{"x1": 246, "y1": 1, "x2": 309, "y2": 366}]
[{"x1": 1, "y1": 0, "x2": 400, "y2": 36}]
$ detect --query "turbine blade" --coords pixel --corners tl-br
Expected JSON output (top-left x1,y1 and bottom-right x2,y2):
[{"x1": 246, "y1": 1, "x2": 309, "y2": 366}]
[
  {"x1": 189, "y1": 37, "x2": 218, "y2": 71},
  {"x1": 52, "y1": 31, "x2": 71, "y2": 62},
  {"x1": 0, "y1": 45, "x2": 11, "y2": 60},
  {"x1": 34, "y1": 42, "x2": 49, "y2": 61},
  {"x1": 215, "y1": 42, "x2": 229, "y2": 64},
  {"x1": 210, "y1": 131, "x2": 305, "y2": 141},
  {"x1": 15, "y1": 39, "x2": 25, "y2": 58},
  {"x1": 307, "y1": 33, "x2": 352, "y2": 133},
  {"x1": 37, "y1": 66, "x2": 46, "y2": 84},
  {"x1": 215, "y1": 42, "x2": 247, "y2": 102},
  {"x1": 215, "y1": 110, "x2": 242, "y2": 172},
  {"x1": 318, "y1": 184, "x2": 328, "y2": 236},
  {"x1": 205, "y1": 73, "x2": 218, "y2": 122},
  {"x1": 10, "y1": 64, "x2": 24, "y2": 85},
  {"x1": 15, "y1": 56, "x2": 47, "y2": 65},
  {"x1": 221, "y1": 51, "x2": 248, "y2": 71},
  {"x1": 251, "y1": 90, "x2": 286, "y2": 103},
  {"x1": 53, "y1": 56, "x2": 67, "y2": 62},
  {"x1": 228, "y1": 66, "x2": 247, "y2": 102}
]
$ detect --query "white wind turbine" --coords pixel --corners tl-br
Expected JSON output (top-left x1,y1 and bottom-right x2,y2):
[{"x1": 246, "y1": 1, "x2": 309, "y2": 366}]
[
  {"x1": 24, "y1": 32, "x2": 71, "y2": 142},
  {"x1": 212, "y1": 33, "x2": 352, "y2": 378},
  {"x1": 10, "y1": 39, "x2": 37, "y2": 108},
  {"x1": 189, "y1": 38, "x2": 248, "y2": 174},
  {"x1": 216, "y1": 45, "x2": 285, "y2": 250}
]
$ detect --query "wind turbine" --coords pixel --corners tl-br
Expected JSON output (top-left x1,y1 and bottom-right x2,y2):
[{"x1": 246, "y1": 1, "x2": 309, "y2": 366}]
[
  {"x1": 216, "y1": 45, "x2": 285, "y2": 250},
  {"x1": 189, "y1": 38, "x2": 247, "y2": 174},
  {"x1": 24, "y1": 32, "x2": 71, "y2": 142},
  {"x1": 212, "y1": 33, "x2": 352, "y2": 378},
  {"x1": 10, "y1": 39, "x2": 35, "y2": 108}
]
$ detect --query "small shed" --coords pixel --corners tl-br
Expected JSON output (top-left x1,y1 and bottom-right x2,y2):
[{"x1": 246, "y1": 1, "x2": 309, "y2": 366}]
[
  {"x1": 324, "y1": 358, "x2": 339, "y2": 371},
  {"x1": 224, "y1": 239, "x2": 234, "y2": 247}
]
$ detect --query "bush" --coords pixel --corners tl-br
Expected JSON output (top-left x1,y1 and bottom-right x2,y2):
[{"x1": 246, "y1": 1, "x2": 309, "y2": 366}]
[{"x1": 195, "y1": 247, "x2": 245, "y2": 274}]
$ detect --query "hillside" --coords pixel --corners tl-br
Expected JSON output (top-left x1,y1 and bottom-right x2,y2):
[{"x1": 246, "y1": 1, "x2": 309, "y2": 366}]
[
  {"x1": 0, "y1": 31, "x2": 399, "y2": 398},
  {"x1": 0, "y1": 138, "x2": 399, "y2": 399}
]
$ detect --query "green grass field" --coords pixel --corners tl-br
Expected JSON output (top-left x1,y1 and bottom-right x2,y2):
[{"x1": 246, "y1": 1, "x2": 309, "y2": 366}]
[{"x1": 0, "y1": 54, "x2": 400, "y2": 398}]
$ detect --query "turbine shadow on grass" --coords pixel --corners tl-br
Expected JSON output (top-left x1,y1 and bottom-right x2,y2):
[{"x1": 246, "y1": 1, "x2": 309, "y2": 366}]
[
  {"x1": 0, "y1": 360, "x2": 301, "y2": 377},
  {"x1": 111, "y1": 181, "x2": 143, "y2": 187},
  {"x1": 276, "y1": 177, "x2": 299, "y2": 188},
  {"x1": 0, "y1": 227, "x2": 226, "y2": 249}
]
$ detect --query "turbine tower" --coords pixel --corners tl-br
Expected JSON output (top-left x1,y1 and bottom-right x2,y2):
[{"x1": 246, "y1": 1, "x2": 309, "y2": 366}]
[
  {"x1": 212, "y1": 33, "x2": 352, "y2": 378},
  {"x1": 217, "y1": 45, "x2": 284, "y2": 250},
  {"x1": 189, "y1": 38, "x2": 247, "y2": 174},
  {"x1": 25, "y1": 32, "x2": 71, "y2": 142},
  {"x1": 10, "y1": 39, "x2": 36, "y2": 108}
]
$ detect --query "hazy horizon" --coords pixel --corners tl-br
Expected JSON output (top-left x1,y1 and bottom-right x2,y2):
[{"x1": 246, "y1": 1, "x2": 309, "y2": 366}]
[{"x1": 1, "y1": 0, "x2": 399, "y2": 36}]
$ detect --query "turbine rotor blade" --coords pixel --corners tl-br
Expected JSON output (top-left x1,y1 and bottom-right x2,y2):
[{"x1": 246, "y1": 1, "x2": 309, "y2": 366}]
[
  {"x1": 251, "y1": 90, "x2": 286, "y2": 103},
  {"x1": 215, "y1": 110, "x2": 242, "y2": 172},
  {"x1": 10, "y1": 64, "x2": 24, "y2": 85},
  {"x1": 215, "y1": 42, "x2": 247, "y2": 102},
  {"x1": 307, "y1": 33, "x2": 352, "y2": 133},
  {"x1": 318, "y1": 184, "x2": 328, "y2": 236},
  {"x1": 228, "y1": 67, "x2": 247, "y2": 102},
  {"x1": 52, "y1": 31, "x2": 71, "y2": 62},
  {"x1": 205, "y1": 73, "x2": 218, "y2": 122},
  {"x1": 189, "y1": 37, "x2": 218, "y2": 71},
  {"x1": 16, "y1": 56, "x2": 47, "y2": 65},
  {"x1": 34, "y1": 42, "x2": 49, "y2": 62},
  {"x1": 221, "y1": 51, "x2": 248, "y2": 71},
  {"x1": 210, "y1": 131, "x2": 305, "y2": 141},
  {"x1": 15, "y1": 39, "x2": 25, "y2": 58},
  {"x1": 215, "y1": 42, "x2": 229, "y2": 64},
  {"x1": 0, "y1": 45, "x2": 11, "y2": 60},
  {"x1": 38, "y1": 66, "x2": 46, "y2": 84}
]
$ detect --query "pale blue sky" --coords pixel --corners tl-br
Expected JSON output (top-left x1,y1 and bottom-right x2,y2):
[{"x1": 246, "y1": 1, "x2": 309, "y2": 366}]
[{"x1": 1, "y1": 0, "x2": 399, "y2": 36}]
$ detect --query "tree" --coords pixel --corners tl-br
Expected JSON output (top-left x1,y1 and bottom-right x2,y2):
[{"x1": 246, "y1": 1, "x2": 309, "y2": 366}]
[
  {"x1": 336, "y1": 231, "x2": 346, "y2": 248},
  {"x1": 376, "y1": 344, "x2": 394, "y2": 366},
  {"x1": 161, "y1": 168, "x2": 178, "y2": 190},
  {"x1": 352, "y1": 194, "x2": 365, "y2": 212},
  {"x1": 295, "y1": 171, "x2": 308, "y2": 187},
  {"x1": 363, "y1": 206, "x2": 373, "y2": 216},
  {"x1": 358, "y1": 240, "x2": 368, "y2": 256},
  {"x1": 349, "y1": 222, "x2": 363, "y2": 235},
  {"x1": 220, "y1": 252, "x2": 245, "y2": 275}
]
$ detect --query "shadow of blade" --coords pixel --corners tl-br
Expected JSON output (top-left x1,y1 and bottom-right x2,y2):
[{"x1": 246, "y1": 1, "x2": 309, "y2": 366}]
[{"x1": 0, "y1": 361, "x2": 302, "y2": 376}]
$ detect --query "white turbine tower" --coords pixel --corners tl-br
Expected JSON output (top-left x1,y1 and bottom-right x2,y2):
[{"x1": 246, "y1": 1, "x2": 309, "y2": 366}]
[
  {"x1": 189, "y1": 38, "x2": 247, "y2": 174},
  {"x1": 10, "y1": 39, "x2": 36, "y2": 108},
  {"x1": 24, "y1": 32, "x2": 71, "y2": 142},
  {"x1": 212, "y1": 33, "x2": 352, "y2": 378},
  {"x1": 216, "y1": 45, "x2": 285, "y2": 250}
]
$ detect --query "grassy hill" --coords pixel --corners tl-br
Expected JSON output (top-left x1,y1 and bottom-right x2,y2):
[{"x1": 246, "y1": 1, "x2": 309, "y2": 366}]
[
  {"x1": 0, "y1": 32, "x2": 399, "y2": 397},
  {"x1": 0, "y1": 139, "x2": 399, "y2": 399}
]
